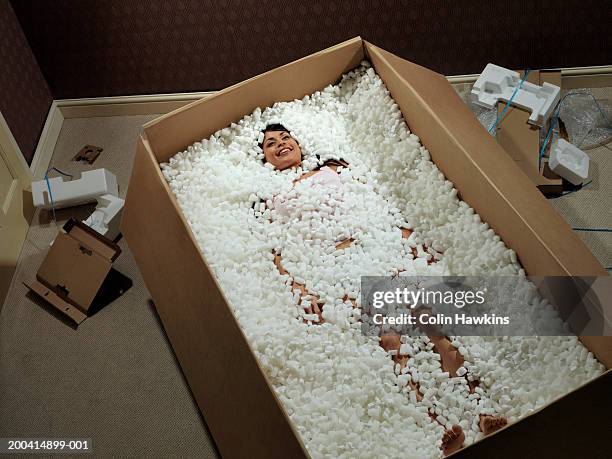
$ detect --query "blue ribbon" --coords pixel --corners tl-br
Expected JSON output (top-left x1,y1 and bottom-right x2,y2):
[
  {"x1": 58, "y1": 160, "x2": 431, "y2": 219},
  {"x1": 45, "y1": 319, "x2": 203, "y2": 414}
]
[
  {"x1": 44, "y1": 167, "x2": 73, "y2": 222},
  {"x1": 488, "y1": 69, "x2": 531, "y2": 134}
]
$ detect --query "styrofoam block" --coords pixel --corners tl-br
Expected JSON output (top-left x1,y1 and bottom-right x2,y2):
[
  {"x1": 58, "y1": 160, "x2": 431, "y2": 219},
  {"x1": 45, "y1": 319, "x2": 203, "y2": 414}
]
[
  {"x1": 83, "y1": 194, "x2": 125, "y2": 240},
  {"x1": 470, "y1": 64, "x2": 560, "y2": 126},
  {"x1": 549, "y1": 138, "x2": 589, "y2": 185},
  {"x1": 32, "y1": 169, "x2": 118, "y2": 210}
]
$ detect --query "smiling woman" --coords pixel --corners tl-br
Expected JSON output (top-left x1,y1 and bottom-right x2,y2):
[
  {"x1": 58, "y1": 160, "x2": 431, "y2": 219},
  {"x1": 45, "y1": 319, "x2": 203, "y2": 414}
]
[{"x1": 260, "y1": 123, "x2": 302, "y2": 170}]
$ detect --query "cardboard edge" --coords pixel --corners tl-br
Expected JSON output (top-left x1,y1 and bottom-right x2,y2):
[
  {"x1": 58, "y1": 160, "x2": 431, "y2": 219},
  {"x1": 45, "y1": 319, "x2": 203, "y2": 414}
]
[
  {"x1": 25, "y1": 280, "x2": 87, "y2": 324},
  {"x1": 578, "y1": 336, "x2": 612, "y2": 368},
  {"x1": 143, "y1": 36, "x2": 363, "y2": 132},
  {"x1": 63, "y1": 218, "x2": 122, "y2": 261}
]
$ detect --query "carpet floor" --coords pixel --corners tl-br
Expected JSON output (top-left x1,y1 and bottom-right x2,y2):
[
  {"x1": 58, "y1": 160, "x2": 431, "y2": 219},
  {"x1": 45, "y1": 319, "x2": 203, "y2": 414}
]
[{"x1": 0, "y1": 114, "x2": 219, "y2": 458}]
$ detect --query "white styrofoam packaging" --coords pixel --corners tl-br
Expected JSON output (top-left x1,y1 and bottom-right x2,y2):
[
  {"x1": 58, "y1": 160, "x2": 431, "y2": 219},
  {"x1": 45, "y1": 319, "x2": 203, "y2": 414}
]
[
  {"x1": 83, "y1": 194, "x2": 125, "y2": 240},
  {"x1": 549, "y1": 138, "x2": 589, "y2": 185},
  {"x1": 32, "y1": 169, "x2": 119, "y2": 210},
  {"x1": 471, "y1": 64, "x2": 560, "y2": 127}
]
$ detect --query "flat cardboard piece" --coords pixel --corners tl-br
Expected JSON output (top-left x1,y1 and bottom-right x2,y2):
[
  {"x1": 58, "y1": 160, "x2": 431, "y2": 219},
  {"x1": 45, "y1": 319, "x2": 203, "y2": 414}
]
[
  {"x1": 540, "y1": 70, "x2": 562, "y2": 88},
  {"x1": 26, "y1": 218, "x2": 121, "y2": 324},
  {"x1": 73, "y1": 144, "x2": 103, "y2": 164},
  {"x1": 121, "y1": 38, "x2": 610, "y2": 459}
]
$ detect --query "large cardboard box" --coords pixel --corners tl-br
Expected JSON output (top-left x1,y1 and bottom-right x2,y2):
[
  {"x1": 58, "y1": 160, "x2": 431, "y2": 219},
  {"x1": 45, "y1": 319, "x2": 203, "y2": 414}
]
[{"x1": 121, "y1": 38, "x2": 610, "y2": 457}]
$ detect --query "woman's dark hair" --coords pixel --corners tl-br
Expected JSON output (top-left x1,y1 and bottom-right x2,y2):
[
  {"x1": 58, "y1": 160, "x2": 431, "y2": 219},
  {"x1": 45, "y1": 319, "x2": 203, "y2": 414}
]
[{"x1": 264, "y1": 123, "x2": 288, "y2": 133}]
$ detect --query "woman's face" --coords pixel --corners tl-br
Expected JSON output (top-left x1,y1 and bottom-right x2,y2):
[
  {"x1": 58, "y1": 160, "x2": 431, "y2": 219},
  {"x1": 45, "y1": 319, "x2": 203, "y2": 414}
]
[{"x1": 262, "y1": 130, "x2": 302, "y2": 170}]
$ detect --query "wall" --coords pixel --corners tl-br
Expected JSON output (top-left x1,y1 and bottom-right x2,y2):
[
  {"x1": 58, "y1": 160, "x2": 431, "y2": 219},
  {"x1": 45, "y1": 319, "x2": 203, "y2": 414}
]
[
  {"x1": 11, "y1": 0, "x2": 610, "y2": 99},
  {"x1": 2, "y1": 0, "x2": 608, "y2": 164},
  {"x1": 0, "y1": 0, "x2": 52, "y2": 165}
]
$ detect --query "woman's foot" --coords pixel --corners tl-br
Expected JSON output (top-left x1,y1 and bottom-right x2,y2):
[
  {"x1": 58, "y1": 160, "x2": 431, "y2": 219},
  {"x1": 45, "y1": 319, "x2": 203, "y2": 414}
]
[
  {"x1": 442, "y1": 425, "x2": 465, "y2": 456},
  {"x1": 380, "y1": 332, "x2": 401, "y2": 352},
  {"x1": 479, "y1": 415, "x2": 508, "y2": 435}
]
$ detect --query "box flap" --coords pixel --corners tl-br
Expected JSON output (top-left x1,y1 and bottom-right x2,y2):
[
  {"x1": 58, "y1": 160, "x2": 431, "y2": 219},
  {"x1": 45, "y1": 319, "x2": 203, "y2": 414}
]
[
  {"x1": 25, "y1": 280, "x2": 87, "y2": 324},
  {"x1": 63, "y1": 218, "x2": 121, "y2": 261}
]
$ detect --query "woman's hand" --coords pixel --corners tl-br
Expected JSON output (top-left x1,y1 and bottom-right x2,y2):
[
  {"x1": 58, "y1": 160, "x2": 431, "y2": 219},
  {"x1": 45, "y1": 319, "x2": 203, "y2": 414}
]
[
  {"x1": 401, "y1": 227, "x2": 413, "y2": 239},
  {"x1": 335, "y1": 237, "x2": 354, "y2": 250}
]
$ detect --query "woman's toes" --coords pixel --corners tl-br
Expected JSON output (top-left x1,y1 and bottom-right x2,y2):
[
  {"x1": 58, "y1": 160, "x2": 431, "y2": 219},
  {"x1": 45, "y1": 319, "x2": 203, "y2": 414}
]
[
  {"x1": 442, "y1": 425, "x2": 465, "y2": 456},
  {"x1": 479, "y1": 415, "x2": 508, "y2": 435},
  {"x1": 380, "y1": 333, "x2": 401, "y2": 352}
]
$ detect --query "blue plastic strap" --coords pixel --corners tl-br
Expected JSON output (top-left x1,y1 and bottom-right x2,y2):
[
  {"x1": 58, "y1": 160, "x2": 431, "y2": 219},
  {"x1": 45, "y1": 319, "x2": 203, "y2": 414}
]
[
  {"x1": 44, "y1": 166, "x2": 72, "y2": 222},
  {"x1": 488, "y1": 69, "x2": 531, "y2": 134},
  {"x1": 44, "y1": 173, "x2": 57, "y2": 222}
]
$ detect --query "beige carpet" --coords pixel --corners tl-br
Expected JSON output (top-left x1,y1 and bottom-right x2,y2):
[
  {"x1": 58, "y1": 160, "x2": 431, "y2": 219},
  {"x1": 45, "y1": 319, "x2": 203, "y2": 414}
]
[
  {"x1": 0, "y1": 87, "x2": 610, "y2": 458},
  {"x1": 0, "y1": 115, "x2": 219, "y2": 458}
]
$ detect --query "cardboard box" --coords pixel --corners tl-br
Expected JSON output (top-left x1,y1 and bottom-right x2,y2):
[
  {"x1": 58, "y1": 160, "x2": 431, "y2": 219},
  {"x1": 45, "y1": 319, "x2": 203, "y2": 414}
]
[
  {"x1": 120, "y1": 38, "x2": 610, "y2": 457},
  {"x1": 25, "y1": 218, "x2": 123, "y2": 325}
]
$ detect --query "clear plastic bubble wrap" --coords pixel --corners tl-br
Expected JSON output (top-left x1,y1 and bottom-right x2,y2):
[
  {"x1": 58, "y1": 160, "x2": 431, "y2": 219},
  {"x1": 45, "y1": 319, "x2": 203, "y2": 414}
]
[
  {"x1": 559, "y1": 89, "x2": 612, "y2": 149},
  {"x1": 454, "y1": 84, "x2": 498, "y2": 136}
]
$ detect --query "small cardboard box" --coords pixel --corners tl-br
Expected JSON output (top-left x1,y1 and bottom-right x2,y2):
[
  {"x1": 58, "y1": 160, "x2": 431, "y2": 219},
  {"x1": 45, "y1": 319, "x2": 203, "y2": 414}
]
[
  {"x1": 121, "y1": 38, "x2": 610, "y2": 457},
  {"x1": 26, "y1": 218, "x2": 122, "y2": 324}
]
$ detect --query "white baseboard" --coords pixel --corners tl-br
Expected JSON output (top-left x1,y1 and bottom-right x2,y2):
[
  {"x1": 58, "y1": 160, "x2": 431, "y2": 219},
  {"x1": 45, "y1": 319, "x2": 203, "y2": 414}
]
[
  {"x1": 30, "y1": 101, "x2": 64, "y2": 180},
  {"x1": 29, "y1": 65, "x2": 611, "y2": 180},
  {"x1": 447, "y1": 65, "x2": 612, "y2": 85},
  {"x1": 57, "y1": 91, "x2": 215, "y2": 119}
]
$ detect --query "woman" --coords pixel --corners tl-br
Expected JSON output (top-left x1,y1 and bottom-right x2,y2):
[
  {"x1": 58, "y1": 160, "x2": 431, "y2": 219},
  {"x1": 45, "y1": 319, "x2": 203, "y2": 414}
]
[{"x1": 261, "y1": 124, "x2": 506, "y2": 455}]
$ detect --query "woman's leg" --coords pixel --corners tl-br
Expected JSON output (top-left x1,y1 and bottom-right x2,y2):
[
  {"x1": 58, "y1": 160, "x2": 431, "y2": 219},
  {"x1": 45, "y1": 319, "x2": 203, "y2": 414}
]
[
  {"x1": 427, "y1": 333, "x2": 508, "y2": 436},
  {"x1": 380, "y1": 332, "x2": 465, "y2": 456}
]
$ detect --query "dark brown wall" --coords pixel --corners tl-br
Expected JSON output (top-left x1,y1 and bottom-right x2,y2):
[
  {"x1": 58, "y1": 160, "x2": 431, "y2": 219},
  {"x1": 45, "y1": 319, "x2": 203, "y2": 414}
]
[
  {"x1": 11, "y1": 0, "x2": 611, "y2": 100},
  {"x1": 0, "y1": 0, "x2": 52, "y2": 165},
  {"x1": 2, "y1": 0, "x2": 609, "y2": 164}
]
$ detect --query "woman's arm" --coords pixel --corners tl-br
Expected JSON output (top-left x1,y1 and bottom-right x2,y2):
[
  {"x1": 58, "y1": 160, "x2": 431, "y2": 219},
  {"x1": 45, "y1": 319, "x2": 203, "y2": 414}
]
[
  {"x1": 273, "y1": 250, "x2": 323, "y2": 322},
  {"x1": 272, "y1": 230, "x2": 357, "y2": 323}
]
